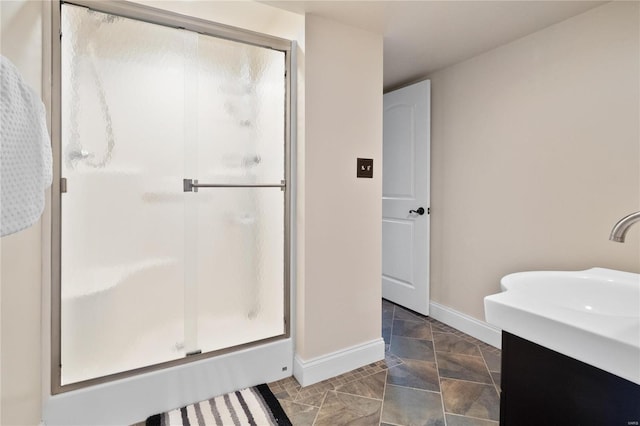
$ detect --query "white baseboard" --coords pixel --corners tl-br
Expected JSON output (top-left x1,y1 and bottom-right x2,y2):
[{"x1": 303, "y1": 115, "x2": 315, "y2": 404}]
[
  {"x1": 429, "y1": 301, "x2": 502, "y2": 349},
  {"x1": 293, "y1": 338, "x2": 385, "y2": 387}
]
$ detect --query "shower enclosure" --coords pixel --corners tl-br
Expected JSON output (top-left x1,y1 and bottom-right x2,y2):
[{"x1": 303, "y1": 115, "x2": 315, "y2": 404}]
[{"x1": 51, "y1": 0, "x2": 292, "y2": 400}]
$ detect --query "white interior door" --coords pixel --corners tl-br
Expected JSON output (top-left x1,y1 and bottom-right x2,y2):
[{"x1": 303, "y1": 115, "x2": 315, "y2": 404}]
[{"x1": 382, "y1": 80, "x2": 430, "y2": 315}]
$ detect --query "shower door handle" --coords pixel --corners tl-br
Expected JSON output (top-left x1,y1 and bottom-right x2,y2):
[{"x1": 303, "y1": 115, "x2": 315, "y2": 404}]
[{"x1": 183, "y1": 178, "x2": 286, "y2": 192}]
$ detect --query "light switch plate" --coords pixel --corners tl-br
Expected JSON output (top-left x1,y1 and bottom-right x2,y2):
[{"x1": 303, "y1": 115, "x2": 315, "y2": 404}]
[{"x1": 357, "y1": 158, "x2": 373, "y2": 178}]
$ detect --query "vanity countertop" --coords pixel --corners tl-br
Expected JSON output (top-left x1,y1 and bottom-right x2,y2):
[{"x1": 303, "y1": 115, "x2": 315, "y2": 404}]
[{"x1": 484, "y1": 267, "x2": 640, "y2": 385}]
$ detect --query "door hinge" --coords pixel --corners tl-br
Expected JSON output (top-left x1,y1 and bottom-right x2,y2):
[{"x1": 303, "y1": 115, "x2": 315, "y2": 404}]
[{"x1": 60, "y1": 177, "x2": 67, "y2": 193}]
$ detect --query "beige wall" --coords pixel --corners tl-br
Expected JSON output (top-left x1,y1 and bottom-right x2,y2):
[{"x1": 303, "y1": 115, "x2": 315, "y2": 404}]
[
  {"x1": 429, "y1": 1, "x2": 640, "y2": 321},
  {"x1": 298, "y1": 15, "x2": 383, "y2": 359},
  {"x1": 0, "y1": 1, "x2": 45, "y2": 424}
]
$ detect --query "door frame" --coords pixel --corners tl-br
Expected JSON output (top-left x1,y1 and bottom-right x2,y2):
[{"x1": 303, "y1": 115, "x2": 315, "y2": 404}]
[{"x1": 49, "y1": 0, "x2": 294, "y2": 395}]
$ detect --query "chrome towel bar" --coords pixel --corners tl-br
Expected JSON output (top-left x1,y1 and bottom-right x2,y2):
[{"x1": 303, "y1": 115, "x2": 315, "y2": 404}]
[{"x1": 183, "y1": 178, "x2": 286, "y2": 192}]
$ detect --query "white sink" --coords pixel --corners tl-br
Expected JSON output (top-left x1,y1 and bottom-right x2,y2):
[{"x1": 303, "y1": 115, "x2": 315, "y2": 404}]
[{"x1": 484, "y1": 267, "x2": 640, "y2": 385}]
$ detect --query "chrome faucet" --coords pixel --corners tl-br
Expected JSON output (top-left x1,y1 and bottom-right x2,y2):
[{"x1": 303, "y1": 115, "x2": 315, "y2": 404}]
[{"x1": 609, "y1": 211, "x2": 640, "y2": 242}]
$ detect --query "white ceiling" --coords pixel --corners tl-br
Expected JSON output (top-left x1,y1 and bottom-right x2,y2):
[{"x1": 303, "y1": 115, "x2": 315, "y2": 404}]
[{"x1": 263, "y1": 1, "x2": 607, "y2": 90}]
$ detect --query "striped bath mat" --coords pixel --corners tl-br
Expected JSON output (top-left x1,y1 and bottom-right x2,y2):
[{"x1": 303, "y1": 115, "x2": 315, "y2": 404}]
[{"x1": 145, "y1": 384, "x2": 291, "y2": 426}]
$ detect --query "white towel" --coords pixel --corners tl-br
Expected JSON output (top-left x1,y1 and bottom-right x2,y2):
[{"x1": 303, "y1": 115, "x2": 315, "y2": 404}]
[{"x1": 0, "y1": 55, "x2": 53, "y2": 237}]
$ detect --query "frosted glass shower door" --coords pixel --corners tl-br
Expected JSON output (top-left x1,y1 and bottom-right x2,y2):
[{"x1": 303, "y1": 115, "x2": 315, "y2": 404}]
[
  {"x1": 184, "y1": 35, "x2": 286, "y2": 355},
  {"x1": 59, "y1": 4, "x2": 189, "y2": 385},
  {"x1": 58, "y1": 3, "x2": 289, "y2": 388}
]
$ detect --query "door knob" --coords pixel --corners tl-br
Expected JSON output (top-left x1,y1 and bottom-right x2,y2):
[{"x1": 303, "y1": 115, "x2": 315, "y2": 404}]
[{"x1": 409, "y1": 207, "x2": 425, "y2": 215}]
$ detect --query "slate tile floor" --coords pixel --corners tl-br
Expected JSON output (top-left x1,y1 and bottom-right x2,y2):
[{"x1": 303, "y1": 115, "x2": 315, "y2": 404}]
[{"x1": 268, "y1": 299, "x2": 502, "y2": 425}]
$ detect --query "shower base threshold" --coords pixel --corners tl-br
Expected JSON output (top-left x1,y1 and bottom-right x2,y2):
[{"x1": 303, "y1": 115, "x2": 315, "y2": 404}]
[{"x1": 44, "y1": 338, "x2": 292, "y2": 426}]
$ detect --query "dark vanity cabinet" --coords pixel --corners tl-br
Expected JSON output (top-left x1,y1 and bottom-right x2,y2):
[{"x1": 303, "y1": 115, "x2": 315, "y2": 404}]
[{"x1": 500, "y1": 332, "x2": 640, "y2": 426}]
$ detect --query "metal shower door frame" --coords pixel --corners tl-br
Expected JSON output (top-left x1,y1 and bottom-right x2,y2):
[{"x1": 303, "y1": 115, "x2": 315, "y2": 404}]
[{"x1": 50, "y1": 0, "x2": 293, "y2": 395}]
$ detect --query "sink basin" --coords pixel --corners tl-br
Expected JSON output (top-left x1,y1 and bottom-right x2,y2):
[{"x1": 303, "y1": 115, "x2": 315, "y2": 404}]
[
  {"x1": 501, "y1": 268, "x2": 639, "y2": 317},
  {"x1": 485, "y1": 267, "x2": 640, "y2": 385}
]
